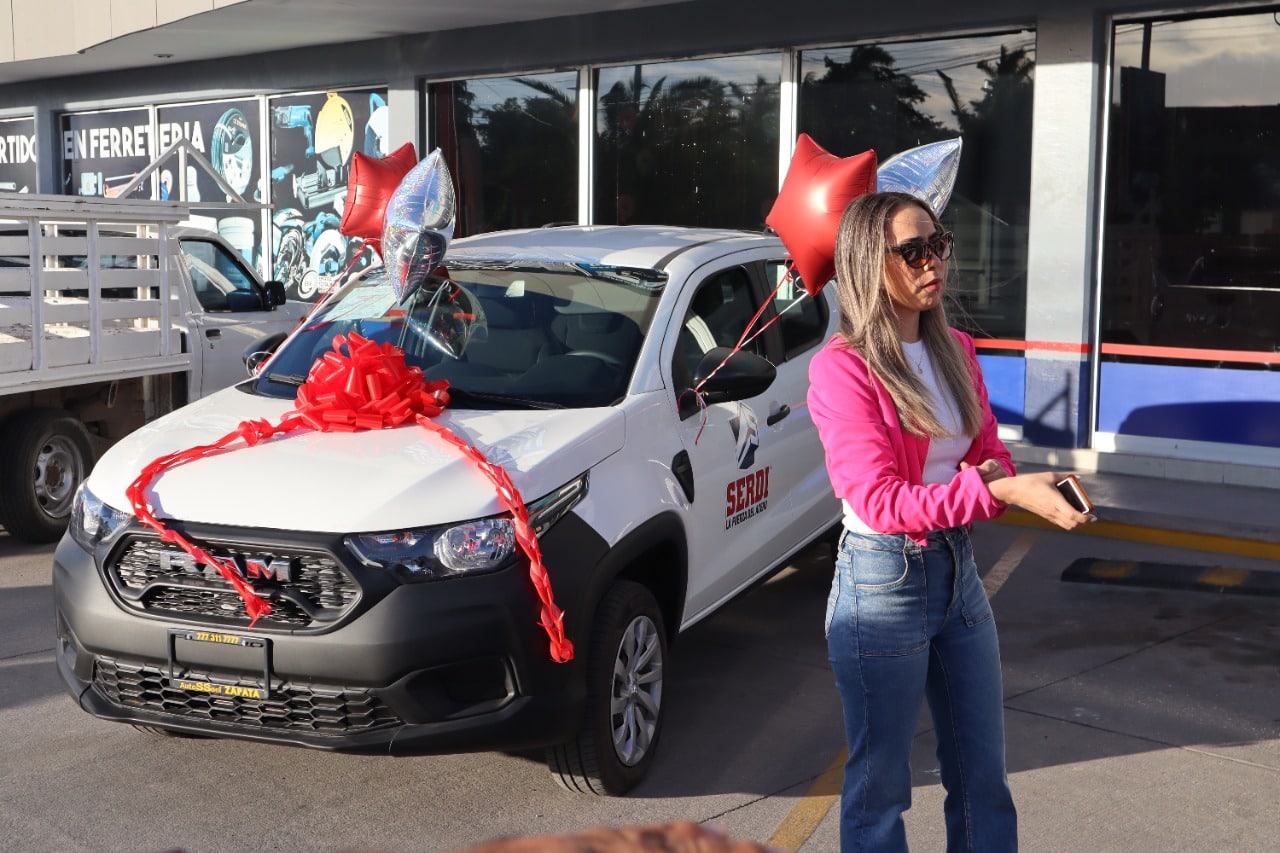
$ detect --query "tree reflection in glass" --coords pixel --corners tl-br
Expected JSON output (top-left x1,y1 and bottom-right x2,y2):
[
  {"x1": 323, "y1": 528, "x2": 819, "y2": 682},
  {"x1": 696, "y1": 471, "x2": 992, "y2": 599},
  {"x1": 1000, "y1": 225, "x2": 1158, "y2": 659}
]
[
  {"x1": 594, "y1": 55, "x2": 781, "y2": 230},
  {"x1": 800, "y1": 35, "x2": 1035, "y2": 340},
  {"x1": 432, "y1": 72, "x2": 579, "y2": 236}
]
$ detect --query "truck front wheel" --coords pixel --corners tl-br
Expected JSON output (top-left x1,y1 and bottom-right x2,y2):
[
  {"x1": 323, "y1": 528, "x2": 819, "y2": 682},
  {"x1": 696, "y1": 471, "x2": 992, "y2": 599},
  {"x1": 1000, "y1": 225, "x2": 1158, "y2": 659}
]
[
  {"x1": 546, "y1": 580, "x2": 668, "y2": 795},
  {"x1": 0, "y1": 409, "x2": 94, "y2": 543}
]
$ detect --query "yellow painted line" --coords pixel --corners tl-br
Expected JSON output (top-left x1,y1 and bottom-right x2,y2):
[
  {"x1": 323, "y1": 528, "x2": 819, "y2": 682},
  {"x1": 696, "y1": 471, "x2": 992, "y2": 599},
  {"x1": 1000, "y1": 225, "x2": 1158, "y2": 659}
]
[
  {"x1": 1197, "y1": 566, "x2": 1250, "y2": 587},
  {"x1": 768, "y1": 747, "x2": 845, "y2": 851},
  {"x1": 983, "y1": 532, "x2": 1037, "y2": 596},
  {"x1": 771, "y1": 535, "x2": 1033, "y2": 849},
  {"x1": 994, "y1": 510, "x2": 1280, "y2": 562},
  {"x1": 1090, "y1": 560, "x2": 1138, "y2": 580}
]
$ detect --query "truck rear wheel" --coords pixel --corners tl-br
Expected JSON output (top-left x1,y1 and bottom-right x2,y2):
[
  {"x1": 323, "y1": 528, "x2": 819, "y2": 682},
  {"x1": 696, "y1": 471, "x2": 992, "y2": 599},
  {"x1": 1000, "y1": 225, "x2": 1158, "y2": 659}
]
[
  {"x1": 546, "y1": 580, "x2": 668, "y2": 796},
  {"x1": 0, "y1": 409, "x2": 94, "y2": 543}
]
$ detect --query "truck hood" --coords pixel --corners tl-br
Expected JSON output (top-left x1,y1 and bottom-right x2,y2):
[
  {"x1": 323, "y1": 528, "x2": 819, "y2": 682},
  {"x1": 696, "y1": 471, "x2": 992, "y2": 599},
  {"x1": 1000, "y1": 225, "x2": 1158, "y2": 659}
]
[{"x1": 89, "y1": 388, "x2": 625, "y2": 533}]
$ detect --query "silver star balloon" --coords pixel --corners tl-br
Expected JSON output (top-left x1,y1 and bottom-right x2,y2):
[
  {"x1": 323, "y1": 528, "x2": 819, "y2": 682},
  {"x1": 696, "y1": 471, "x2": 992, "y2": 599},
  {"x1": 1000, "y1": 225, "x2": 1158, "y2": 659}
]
[
  {"x1": 382, "y1": 148, "x2": 457, "y2": 302},
  {"x1": 406, "y1": 279, "x2": 486, "y2": 360},
  {"x1": 877, "y1": 137, "x2": 962, "y2": 216}
]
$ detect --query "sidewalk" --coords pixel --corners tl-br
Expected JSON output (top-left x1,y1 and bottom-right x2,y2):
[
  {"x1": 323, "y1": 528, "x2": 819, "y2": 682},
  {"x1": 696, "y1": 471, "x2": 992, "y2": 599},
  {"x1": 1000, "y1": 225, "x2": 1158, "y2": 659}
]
[
  {"x1": 1011, "y1": 464, "x2": 1279, "y2": 541},
  {"x1": 1003, "y1": 455, "x2": 1280, "y2": 595},
  {"x1": 1008, "y1": 445, "x2": 1280, "y2": 545}
]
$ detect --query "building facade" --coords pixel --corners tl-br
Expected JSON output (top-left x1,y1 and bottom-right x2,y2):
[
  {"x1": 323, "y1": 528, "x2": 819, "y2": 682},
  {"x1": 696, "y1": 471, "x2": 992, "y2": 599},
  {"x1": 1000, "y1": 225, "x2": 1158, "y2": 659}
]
[{"x1": 1, "y1": 0, "x2": 1277, "y2": 486}]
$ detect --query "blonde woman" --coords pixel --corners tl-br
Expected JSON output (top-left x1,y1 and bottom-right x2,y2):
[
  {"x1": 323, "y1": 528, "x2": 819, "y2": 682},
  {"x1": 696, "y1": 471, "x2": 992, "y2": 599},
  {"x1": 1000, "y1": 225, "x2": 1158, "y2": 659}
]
[{"x1": 808, "y1": 192, "x2": 1092, "y2": 852}]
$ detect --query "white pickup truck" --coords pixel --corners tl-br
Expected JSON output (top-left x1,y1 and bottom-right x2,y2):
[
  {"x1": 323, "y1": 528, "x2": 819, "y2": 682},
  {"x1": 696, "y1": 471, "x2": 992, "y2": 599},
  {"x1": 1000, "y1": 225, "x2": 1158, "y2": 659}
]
[
  {"x1": 0, "y1": 193, "x2": 308, "y2": 543},
  {"x1": 52, "y1": 224, "x2": 842, "y2": 795}
]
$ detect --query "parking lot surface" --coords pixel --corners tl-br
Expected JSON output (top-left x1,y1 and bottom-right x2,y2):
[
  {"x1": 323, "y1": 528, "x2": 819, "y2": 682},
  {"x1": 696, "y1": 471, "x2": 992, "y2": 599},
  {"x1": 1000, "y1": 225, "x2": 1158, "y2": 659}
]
[{"x1": 1, "y1": 466, "x2": 1277, "y2": 852}]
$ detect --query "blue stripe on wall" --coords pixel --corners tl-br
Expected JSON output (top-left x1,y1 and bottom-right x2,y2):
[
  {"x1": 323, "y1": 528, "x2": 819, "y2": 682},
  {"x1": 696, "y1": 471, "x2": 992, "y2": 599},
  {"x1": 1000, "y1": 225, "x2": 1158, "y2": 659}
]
[
  {"x1": 978, "y1": 353, "x2": 1024, "y2": 427},
  {"x1": 1099, "y1": 361, "x2": 1280, "y2": 447}
]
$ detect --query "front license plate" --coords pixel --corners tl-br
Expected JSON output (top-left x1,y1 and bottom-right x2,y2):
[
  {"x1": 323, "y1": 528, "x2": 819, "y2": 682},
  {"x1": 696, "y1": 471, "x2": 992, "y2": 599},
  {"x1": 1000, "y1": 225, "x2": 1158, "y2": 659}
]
[{"x1": 167, "y1": 629, "x2": 272, "y2": 700}]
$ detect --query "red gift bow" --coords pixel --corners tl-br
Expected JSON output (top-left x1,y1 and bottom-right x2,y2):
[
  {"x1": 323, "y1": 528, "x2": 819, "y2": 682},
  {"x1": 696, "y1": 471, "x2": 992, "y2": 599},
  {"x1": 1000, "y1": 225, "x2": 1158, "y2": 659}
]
[{"x1": 126, "y1": 332, "x2": 574, "y2": 663}]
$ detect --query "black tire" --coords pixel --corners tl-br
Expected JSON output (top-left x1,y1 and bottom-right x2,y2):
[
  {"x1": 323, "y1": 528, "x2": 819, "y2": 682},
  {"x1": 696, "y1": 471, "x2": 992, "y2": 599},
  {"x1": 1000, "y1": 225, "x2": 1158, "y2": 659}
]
[
  {"x1": 546, "y1": 580, "x2": 668, "y2": 796},
  {"x1": 0, "y1": 409, "x2": 94, "y2": 544}
]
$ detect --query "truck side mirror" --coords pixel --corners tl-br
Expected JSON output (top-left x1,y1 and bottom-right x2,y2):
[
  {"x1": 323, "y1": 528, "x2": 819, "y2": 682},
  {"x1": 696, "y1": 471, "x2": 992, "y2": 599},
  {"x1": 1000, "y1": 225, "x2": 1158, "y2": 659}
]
[
  {"x1": 264, "y1": 280, "x2": 287, "y2": 308},
  {"x1": 678, "y1": 347, "x2": 776, "y2": 419}
]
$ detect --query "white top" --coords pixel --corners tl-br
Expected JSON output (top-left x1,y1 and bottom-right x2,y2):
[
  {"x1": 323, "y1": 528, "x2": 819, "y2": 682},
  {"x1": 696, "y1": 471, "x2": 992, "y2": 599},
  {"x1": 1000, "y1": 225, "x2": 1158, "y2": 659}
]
[{"x1": 843, "y1": 339, "x2": 970, "y2": 534}]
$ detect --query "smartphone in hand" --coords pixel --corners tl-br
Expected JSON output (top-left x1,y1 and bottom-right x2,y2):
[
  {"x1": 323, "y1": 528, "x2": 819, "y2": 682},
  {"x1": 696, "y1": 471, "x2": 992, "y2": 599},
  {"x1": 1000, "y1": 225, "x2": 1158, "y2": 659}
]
[{"x1": 1055, "y1": 474, "x2": 1095, "y2": 514}]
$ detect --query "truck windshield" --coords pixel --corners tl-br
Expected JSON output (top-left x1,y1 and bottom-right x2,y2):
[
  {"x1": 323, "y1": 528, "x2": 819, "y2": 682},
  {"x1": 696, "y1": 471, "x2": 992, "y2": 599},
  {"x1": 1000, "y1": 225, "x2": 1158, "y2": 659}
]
[{"x1": 252, "y1": 263, "x2": 665, "y2": 408}]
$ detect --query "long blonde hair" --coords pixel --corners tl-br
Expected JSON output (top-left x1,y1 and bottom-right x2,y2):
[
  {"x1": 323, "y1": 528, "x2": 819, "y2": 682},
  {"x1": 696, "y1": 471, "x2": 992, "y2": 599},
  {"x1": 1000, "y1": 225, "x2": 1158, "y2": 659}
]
[{"x1": 831, "y1": 191, "x2": 982, "y2": 438}]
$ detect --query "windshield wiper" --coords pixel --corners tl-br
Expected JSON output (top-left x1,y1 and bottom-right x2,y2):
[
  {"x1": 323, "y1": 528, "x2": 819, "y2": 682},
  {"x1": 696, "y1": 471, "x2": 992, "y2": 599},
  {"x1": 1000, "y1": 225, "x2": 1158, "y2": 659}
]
[
  {"x1": 569, "y1": 262, "x2": 666, "y2": 290},
  {"x1": 264, "y1": 372, "x2": 307, "y2": 386},
  {"x1": 447, "y1": 387, "x2": 565, "y2": 410}
]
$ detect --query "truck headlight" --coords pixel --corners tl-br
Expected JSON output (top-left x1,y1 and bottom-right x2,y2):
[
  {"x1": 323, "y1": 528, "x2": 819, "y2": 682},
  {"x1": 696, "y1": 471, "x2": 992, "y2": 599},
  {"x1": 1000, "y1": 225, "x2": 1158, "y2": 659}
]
[
  {"x1": 344, "y1": 474, "x2": 587, "y2": 582},
  {"x1": 346, "y1": 518, "x2": 517, "y2": 582},
  {"x1": 68, "y1": 485, "x2": 132, "y2": 552}
]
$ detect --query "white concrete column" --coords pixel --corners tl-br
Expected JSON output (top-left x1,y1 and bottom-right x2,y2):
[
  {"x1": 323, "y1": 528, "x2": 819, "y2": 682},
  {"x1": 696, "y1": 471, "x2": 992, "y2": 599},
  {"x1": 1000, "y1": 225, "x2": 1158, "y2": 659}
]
[
  {"x1": 385, "y1": 78, "x2": 421, "y2": 159},
  {"x1": 1022, "y1": 9, "x2": 1105, "y2": 447}
]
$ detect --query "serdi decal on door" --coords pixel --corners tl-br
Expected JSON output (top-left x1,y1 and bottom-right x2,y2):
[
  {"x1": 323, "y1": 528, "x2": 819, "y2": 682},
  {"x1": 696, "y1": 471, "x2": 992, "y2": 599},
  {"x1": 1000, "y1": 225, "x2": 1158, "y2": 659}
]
[
  {"x1": 726, "y1": 465, "x2": 770, "y2": 529},
  {"x1": 724, "y1": 402, "x2": 769, "y2": 529}
]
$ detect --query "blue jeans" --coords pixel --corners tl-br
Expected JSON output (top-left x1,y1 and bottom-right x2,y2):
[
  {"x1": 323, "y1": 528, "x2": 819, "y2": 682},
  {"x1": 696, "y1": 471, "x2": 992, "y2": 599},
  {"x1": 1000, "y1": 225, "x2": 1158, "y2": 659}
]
[{"x1": 825, "y1": 527, "x2": 1017, "y2": 853}]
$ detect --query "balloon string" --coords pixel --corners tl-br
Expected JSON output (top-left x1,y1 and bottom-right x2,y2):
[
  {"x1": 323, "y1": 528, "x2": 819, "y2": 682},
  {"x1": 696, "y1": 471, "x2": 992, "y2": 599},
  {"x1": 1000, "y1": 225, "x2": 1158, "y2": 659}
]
[
  {"x1": 684, "y1": 268, "x2": 804, "y2": 443},
  {"x1": 298, "y1": 244, "x2": 376, "y2": 329},
  {"x1": 127, "y1": 333, "x2": 573, "y2": 662},
  {"x1": 676, "y1": 387, "x2": 711, "y2": 445}
]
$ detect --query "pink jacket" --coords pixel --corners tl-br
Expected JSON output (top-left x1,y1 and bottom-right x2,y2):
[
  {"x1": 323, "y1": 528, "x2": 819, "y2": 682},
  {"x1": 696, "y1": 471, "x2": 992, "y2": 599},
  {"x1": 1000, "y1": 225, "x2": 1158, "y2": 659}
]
[{"x1": 807, "y1": 328, "x2": 1013, "y2": 543}]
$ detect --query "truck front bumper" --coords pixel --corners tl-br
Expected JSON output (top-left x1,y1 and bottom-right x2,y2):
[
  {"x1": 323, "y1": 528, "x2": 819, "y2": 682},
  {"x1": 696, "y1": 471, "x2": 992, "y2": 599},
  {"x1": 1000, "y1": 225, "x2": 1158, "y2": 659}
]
[{"x1": 51, "y1": 519, "x2": 603, "y2": 754}]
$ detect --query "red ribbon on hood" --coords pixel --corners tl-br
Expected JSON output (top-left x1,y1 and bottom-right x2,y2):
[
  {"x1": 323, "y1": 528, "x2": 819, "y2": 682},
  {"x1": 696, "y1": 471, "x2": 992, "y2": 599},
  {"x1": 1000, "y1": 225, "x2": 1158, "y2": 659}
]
[{"x1": 125, "y1": 332, "x2": 573, "y2": 663}]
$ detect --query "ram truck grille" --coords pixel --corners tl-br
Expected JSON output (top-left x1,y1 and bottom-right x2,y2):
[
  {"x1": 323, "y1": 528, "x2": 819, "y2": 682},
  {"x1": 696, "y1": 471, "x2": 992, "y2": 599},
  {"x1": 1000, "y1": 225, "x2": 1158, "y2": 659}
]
[
  {"x1": 94, "y1": 658, "x2": 400, "y2": 734},
  {"x1": 107, "y1": 536, "x2": 360, "y2": 629}
]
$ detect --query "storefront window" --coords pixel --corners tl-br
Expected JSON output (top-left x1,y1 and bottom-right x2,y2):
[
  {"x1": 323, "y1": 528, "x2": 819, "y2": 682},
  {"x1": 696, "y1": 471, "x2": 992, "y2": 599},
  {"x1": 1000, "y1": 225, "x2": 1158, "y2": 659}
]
[
  {"x1": 1096, "y1": 10, "x2": 1280, "y2": 451},
  {"x1": 60, "y1": 107, "x2": 155, "y2": 200},
  {"x1": 268, "y1": 89, "x2": 386, "y2": 301},
  {"x1": 594, "y1": 54, "x2": 781, "y2": 228},
  {"x1": 0, "y1": 116, "x2": 37, "y2": 193},
  {"x1": 158, "y1": 99, "x2": 264, "y2": 275},
  {"x1": 429, "y1": 72, "x2": 578, "y2": 237},
  {"x1": 799, "y1": 33, "x2": 1035, "y2": 340},
  {"x1": 1102, "y1": 11, "x2": 1280, "y2": 356}
]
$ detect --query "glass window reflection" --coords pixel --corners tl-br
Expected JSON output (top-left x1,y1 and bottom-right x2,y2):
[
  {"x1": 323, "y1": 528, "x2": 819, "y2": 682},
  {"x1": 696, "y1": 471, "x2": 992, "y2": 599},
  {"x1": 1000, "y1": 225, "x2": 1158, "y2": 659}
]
[
  {"x1": 428, "y1": 72, "x2": 578, "y2": 237},
  {"x1": 1103, "y1": 11, "x2": 1280, "y2": 356},
  {"x1": 766, "y1": 260, "x2": 827, "y2": 357},
  {"x1": 595, "y1": 54, "x2": 781, "y2": 229},
  {"x1": 799, "y1": 33, "x2": 1035, "y2": 340}
]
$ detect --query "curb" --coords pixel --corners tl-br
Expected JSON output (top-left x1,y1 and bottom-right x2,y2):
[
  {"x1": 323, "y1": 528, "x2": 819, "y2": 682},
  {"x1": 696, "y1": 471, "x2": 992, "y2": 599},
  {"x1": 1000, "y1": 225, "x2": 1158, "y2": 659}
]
[
  {"x1": 993, "y1": 509, "x2": 1280, "y2": 562},
  {"x1": 1060, "y1": 557, "x2": 1280, "y2": 597}
]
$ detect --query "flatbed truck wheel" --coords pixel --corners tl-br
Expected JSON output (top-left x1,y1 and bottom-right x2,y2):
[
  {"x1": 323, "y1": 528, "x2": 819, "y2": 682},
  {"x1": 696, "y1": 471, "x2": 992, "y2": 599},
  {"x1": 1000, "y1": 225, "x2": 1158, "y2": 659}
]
[{"x1": 0, "y1": 408, "x2": 94, "y2": 543}]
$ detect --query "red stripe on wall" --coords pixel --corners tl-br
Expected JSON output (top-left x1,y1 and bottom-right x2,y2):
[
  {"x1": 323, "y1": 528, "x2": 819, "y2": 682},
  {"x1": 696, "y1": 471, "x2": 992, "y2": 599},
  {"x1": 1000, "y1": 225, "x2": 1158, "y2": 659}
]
[
  {"x1": 972, "y1": 339, "x2": 1088, "y2": 354},
  {"x1": 1100, "y1": 342, "x2": 1280, "y2": 366},
  {"x1": 972, "y1": 338, "x2": 1279, "y2": 367}
]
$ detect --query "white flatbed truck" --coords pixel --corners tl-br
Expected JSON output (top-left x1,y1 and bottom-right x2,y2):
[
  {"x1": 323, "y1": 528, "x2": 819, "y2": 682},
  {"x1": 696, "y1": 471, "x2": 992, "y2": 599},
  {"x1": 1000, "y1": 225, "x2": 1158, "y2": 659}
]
[{"x1": 0, "y1": 193, "x2": 306, "y2": 543}]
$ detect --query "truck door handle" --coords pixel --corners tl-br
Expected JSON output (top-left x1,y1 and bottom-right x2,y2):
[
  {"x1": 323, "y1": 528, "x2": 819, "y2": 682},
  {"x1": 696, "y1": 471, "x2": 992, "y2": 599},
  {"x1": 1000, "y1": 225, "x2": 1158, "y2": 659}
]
[
  {"x1": 767, "y1": 404, "x2": 791, "y2": 426},
  {"x1": 205, "y1": 329, "x2": 221, "y2": 339}
]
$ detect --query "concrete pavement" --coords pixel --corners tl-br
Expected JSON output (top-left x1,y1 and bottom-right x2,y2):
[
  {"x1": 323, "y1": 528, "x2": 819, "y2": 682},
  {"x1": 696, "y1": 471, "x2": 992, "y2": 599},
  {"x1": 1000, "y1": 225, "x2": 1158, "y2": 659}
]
[{"x1": 778, "y1": 462, "x2": 1280, "y2": 852}]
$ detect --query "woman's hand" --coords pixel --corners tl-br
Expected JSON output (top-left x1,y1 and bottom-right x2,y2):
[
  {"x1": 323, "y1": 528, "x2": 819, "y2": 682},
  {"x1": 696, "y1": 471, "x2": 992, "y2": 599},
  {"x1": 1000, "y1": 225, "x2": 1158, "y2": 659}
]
[
  {"x1": 986, "y1": 471, "x2": 1096, "y2": 531},
  {"x1": 960, "y1": 458, "x2": 1009, "y2": 484}
]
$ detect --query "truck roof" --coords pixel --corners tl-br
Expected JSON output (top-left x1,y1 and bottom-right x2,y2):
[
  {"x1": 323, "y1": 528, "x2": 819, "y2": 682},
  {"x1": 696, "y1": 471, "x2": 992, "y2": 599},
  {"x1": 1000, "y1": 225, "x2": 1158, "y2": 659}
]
[{"x1": 447, "y1": 224, "x2": 783, "y2": 271}]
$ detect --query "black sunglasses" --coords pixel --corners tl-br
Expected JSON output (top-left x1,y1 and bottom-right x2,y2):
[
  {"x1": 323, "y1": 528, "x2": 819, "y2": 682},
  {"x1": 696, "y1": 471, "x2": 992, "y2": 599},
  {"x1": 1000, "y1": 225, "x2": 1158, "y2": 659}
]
[{"x1": 886, "y1": 231, "x2": 954, "y2": 269}]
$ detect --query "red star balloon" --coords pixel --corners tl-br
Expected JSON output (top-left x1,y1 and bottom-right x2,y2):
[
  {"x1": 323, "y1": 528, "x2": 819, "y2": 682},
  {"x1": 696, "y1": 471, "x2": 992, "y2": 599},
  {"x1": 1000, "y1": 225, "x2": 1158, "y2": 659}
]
[
  {"x1": 766, "y1": 134, "x2": 877, "y2": 296},
  {"x1": 338, "y1": 141, "x2": 418, "y2": 259}
]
